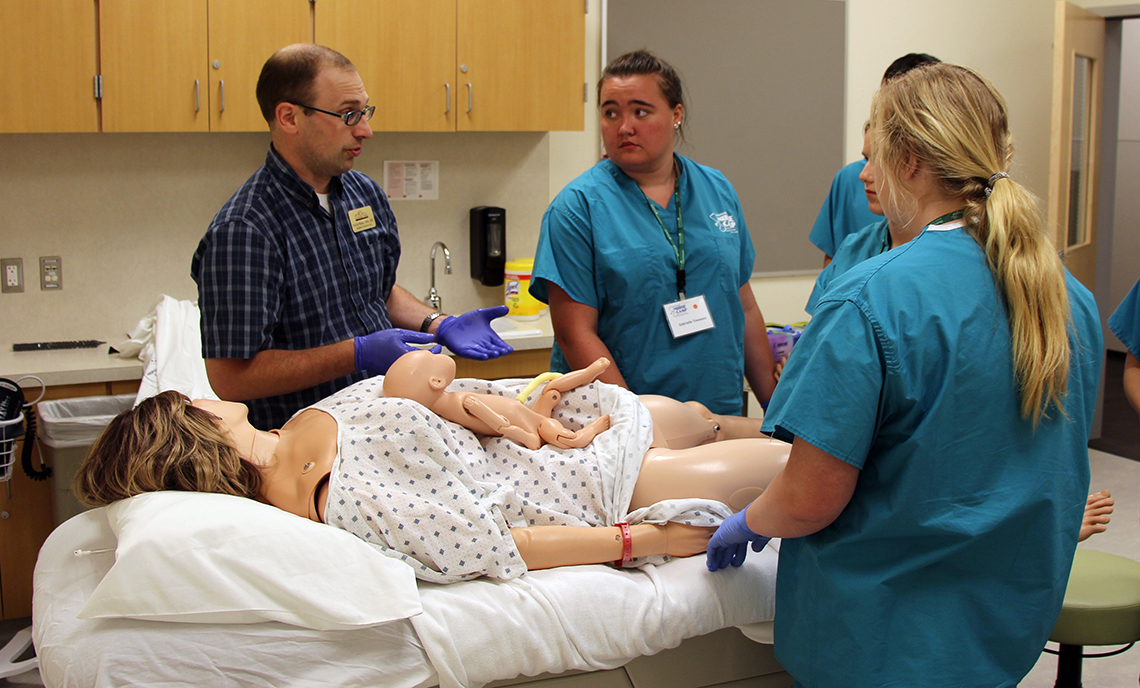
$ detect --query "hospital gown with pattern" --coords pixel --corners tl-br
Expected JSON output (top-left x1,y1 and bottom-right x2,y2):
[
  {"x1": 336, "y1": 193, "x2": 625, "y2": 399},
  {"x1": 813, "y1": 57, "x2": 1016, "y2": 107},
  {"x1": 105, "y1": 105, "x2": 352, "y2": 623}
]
[{"x1": 314, "y1": 375, "x2": 734, "y2": 583}]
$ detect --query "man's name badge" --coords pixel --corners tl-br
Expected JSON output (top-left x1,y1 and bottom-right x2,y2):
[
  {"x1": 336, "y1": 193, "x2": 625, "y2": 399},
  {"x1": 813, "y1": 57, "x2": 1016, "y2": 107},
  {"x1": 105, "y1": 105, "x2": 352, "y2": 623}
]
[
  {"x1": 663, "y1": 294, "x2": 715, "y2": 338},
  {"x1": 348, "y1": 205, "x2": 376, "y2": 233}
]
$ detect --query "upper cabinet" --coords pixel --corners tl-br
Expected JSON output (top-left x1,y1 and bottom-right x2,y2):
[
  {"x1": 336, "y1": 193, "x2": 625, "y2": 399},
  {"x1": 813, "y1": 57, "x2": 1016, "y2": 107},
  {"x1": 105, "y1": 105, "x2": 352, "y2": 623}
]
[
  {"x1": 206, "y1": 1, "x2": 314, "y2": 132},
  {"x1": 99, "y1": 1, "x2": 211, "y2": 132},
  {"x1": 317, "y1": 0, "x2": 457, "y2": 132},
  {"x1": 318, "y1": 0, "x2": 585, "y2": 132},
  {"x1": 455, "y1": 0, "x2": 585, "y2": 132},
  {"x1": 100, "y1": 0, "x2": 311, "y2": 133},
  {"x1": 0, "y1": 0, "x2": 99, "y2": 133},
  {"x1": 0, "y1": 0, "x2": 583, "y2": 134}
]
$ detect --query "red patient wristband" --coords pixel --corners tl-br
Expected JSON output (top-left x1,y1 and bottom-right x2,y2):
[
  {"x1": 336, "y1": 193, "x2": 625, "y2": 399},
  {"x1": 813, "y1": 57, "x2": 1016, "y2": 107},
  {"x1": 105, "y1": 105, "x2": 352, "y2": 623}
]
[{"x1": 614, "y1": 522, "x2": 632, "y2": 567}]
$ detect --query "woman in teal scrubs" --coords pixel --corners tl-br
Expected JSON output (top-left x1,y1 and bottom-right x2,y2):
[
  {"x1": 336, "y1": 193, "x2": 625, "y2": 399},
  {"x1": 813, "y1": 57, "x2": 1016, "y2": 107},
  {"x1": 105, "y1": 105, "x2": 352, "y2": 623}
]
[
  {"x1": 530, "y1": 50, "x2": 776, "y2": 416},
  {"x1": 707, "y1": 63, "x2": 1103, "y2": 687}
]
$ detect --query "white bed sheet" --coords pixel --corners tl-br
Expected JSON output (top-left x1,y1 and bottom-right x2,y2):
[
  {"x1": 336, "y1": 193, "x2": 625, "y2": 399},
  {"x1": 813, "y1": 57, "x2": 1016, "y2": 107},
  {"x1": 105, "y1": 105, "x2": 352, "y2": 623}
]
[{"x1": 34, "y1": 508, "x2": 778, "y2": 688}]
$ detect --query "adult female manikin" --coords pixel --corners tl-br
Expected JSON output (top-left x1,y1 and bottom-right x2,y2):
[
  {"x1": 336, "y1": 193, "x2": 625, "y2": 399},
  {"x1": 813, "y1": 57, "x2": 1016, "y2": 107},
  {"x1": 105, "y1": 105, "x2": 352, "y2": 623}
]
[
  {"x1": 73, "y1": 361, "x2": 790, "y2": 584},
  {"x1": 707, "y1": 63, "x2": 1103, "y2": 687},
  {"x1": 530, "y1": 50, "x2": 776, "y2": 416}
]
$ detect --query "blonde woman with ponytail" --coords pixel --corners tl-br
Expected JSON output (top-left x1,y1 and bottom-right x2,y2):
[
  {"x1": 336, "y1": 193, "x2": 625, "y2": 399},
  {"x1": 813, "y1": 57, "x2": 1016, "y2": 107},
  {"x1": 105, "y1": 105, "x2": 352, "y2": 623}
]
[{"x1": 707, "y1": 63, "x2": 1103, "y2": 688}]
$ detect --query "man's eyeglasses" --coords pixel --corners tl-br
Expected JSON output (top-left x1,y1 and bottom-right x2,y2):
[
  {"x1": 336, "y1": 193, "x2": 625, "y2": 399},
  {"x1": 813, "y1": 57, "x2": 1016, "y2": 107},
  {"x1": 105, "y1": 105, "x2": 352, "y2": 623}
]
[{"x1": 291, "y1": 103, "x2": 376, "y2": 126}]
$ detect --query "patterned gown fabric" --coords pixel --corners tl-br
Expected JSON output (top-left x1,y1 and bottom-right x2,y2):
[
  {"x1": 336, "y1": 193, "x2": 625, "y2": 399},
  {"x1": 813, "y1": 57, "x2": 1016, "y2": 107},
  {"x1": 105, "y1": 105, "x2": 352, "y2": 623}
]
[{"x1": 314, "y1": 375, "x2": 734, "y2": 583}]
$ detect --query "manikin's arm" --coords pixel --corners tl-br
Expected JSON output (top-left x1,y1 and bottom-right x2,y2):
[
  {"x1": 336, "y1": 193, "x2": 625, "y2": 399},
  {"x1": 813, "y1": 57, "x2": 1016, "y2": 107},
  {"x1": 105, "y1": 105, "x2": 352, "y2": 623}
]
[
  {"x1": 530, "y1": 357, "x2": 612, "y2": 418},
  {"x1": 459, "y1": 396, "x2": 543, "y2": 450},
  {"x1": 205, "y1": 341, "x2": 356, "y2": 401},
  {"x1": 740, "y1": 285, "x2": 777, "y2": 404},
  {"x1": 742, "y1": 436, "x2": 859, "y2": 538},
  {"x1": 510, "y1": 522, "x2": 710, "y2": 570},
  {"x1": 547, "y1": 284, "x2": 630, "y2": 389},
  {"x1": 459, "y1": 396, "x2": 513, "y2": 432},
  {"x1": 1124, "y1": 353, "x2": 1140, "y2": 415}
]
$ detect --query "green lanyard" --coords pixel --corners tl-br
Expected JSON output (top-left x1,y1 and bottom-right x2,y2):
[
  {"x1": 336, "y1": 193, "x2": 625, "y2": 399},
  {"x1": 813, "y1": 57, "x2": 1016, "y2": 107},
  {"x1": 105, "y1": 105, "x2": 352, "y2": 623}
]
[
  {"x1": 880, "y1": 210, "x2": 965, "y2": 253},
  {"x1": 643, "y1": 178, "x2": 686, "y2": 299},
  {"x1": 928, "y1": 209, "x2": 965, "y2": 226}
]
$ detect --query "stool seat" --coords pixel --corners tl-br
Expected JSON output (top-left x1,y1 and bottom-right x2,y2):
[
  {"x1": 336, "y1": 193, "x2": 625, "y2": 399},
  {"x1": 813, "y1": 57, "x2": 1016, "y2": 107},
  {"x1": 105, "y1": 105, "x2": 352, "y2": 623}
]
[{"x1": 1050, "y1": 549, "x2": 1140, "y2": 647}]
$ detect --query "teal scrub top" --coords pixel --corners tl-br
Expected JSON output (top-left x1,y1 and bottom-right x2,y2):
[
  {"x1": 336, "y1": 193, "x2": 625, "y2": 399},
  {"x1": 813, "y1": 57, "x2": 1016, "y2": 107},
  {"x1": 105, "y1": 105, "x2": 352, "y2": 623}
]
[
  {"x1": 1108, "y1": 277, "x2": 1140, "y2": 359},
  {"x1": 763, "y1": 221, "x2": 1102, "y2": 687},
  {"x1": 806, "y1": 218, "x2": 889, "y2": 315},
  {"x1": 531, "y1": 155, "x2": 755, "y2": 415},
  {"x1": 808, "y1": 160, "x2": 880, "y2": 258}
]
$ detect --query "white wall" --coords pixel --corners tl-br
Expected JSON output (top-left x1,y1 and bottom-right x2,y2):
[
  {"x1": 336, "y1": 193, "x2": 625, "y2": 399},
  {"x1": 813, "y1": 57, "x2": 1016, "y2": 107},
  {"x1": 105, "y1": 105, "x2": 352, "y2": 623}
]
[
  {"x1": 845, "y1": 0, "x2": 1057, "y2": 202},
  {"x1": 0, "y1": 131, "x2": 552, "y2": 347}
]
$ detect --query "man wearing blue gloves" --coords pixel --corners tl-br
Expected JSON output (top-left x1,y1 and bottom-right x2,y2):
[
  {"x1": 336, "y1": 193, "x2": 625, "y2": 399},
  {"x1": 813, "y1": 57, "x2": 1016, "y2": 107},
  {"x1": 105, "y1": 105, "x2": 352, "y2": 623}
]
[{"x1": 193, "y1": 44, "x2": 511, "y2": 430}]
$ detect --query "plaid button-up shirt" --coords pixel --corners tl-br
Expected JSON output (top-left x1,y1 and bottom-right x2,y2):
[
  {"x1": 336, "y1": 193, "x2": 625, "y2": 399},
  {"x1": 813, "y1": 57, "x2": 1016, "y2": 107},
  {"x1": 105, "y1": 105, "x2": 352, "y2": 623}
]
[{"x1": 192, "y1": 145, "x2": 401, "y2": 429}]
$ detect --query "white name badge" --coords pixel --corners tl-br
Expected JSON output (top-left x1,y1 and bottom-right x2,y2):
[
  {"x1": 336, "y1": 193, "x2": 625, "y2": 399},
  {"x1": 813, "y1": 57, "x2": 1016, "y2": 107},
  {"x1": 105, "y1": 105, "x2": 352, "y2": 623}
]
[{"x1": 663, "y1": 294, "x2": 715, "y2": 338}]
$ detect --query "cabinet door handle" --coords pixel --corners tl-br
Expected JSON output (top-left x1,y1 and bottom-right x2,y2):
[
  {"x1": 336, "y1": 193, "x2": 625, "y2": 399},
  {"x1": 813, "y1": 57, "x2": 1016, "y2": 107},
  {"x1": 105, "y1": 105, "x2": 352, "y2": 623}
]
[
  {"x1": 220, "y1": 80, "x2": 225, "y2": 113},
  {"x1": 195, "y1": 80, "x2": 200, "y2": 112},
  {"x1": 466, "y1": 82, "x2": 472, "y2": 114},
  {"x1": 445, "y1": 83, "x2": 450, "y2": 114}
]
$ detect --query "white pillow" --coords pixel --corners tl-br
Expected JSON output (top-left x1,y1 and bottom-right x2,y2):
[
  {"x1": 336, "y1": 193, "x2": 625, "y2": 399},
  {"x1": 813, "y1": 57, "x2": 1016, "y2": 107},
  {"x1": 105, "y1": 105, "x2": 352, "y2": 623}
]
[{"x1": 78, "y1": 491, "x2": 422, "y2": 631}]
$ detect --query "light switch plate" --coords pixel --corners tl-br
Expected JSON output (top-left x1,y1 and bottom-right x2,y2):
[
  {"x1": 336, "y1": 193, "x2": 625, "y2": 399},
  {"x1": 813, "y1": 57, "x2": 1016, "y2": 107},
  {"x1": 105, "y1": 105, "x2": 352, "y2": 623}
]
[
  {"x1": 39, "y1": 255, "x2": 61, "y2": 290},
  {"x1": 1, "y1": 258, "x2": 23, "y2": 293}
]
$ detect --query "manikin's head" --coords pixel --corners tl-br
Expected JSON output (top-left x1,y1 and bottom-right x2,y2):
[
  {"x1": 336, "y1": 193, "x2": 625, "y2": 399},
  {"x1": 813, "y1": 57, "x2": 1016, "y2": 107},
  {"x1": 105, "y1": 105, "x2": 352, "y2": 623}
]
[
  {"x1": 73, "y1": 391, "x2": 262, "y2": 507},
  {"x1": 383, "y1": 350, "x2": 458, "y2": 407}
]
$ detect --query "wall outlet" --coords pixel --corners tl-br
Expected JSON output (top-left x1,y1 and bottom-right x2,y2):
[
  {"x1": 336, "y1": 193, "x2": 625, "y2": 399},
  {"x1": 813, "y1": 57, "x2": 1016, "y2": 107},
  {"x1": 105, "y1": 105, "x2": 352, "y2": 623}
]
[
  {"x1": 40, "y1": 255, "x2": 62, "y2": 290},
  {"x1": 1, "y1": 258, "x2": 23, "y2": 294}
]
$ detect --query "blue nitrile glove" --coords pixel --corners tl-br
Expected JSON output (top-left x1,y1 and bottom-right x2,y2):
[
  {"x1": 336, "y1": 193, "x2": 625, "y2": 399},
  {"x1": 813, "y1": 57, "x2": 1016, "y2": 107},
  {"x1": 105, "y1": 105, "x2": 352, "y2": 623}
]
[
  {"x1": 435, "y1": 306, "x2": 515, "y2": 360},
  {"x1": 354, "y1": 329, "x2": 438, "y2": 374},
  {"x1": 706, "y1": 509, "x2": 771, "y2": 572}
]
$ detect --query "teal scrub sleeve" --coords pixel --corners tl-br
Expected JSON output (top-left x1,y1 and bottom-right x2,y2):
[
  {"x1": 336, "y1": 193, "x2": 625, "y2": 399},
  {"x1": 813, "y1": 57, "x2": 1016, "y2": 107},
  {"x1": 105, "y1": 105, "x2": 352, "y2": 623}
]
[
  {"x1": 1108, "y1": 277, "x2": 1140, "y2": 359},
  {"x1": 530, "y1": 202, "x2": 598, "y2": 309},
  {"x1": 762, "y1": 298, "x2": 883, "y2": 469}
]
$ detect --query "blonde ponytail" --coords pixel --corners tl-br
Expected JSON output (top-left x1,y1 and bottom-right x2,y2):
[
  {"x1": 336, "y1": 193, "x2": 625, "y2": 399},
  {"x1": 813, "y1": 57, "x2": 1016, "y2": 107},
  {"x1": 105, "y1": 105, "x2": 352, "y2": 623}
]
[{"x1": 871, "y1": 63, "x2": 1071, "y2": 426}]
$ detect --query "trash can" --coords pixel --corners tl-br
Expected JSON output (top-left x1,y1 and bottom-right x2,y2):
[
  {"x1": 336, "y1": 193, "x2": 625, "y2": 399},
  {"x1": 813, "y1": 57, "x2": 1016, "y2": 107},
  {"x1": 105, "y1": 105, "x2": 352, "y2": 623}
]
[{"x1": 37, "y1": 394, "x2": 135, "y2": 525}]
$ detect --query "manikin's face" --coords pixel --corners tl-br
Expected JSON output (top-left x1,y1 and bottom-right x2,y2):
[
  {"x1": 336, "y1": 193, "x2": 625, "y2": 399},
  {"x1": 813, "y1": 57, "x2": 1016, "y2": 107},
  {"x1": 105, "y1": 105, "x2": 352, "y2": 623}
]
[
  {"x1": 857, "y1": 130, "x2": 884, "y2": 217},
  {"x1": 291, "y1": 66, "x2": 373, "y2": 193},
  {"x1": 191, "y1": 398, "x2": 259, "y2": 460},
  {"x1": 598, "y1": 74, "x2": 682, "y2": 177}
]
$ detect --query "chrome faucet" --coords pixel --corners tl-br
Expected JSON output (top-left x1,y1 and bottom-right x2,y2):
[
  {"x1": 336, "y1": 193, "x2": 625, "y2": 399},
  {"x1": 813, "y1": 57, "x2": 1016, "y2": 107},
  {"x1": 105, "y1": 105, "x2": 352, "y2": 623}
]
[{"x1": 428, "y1": 242, "x2": 451, "y2": 311}]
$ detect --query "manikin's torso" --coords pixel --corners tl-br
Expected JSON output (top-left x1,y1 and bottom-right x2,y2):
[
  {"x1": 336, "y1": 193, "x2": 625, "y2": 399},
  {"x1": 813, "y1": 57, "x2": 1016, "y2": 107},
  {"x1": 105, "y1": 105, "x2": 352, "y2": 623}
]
[{"x1": 257, "y1": 408, "x2": 338, "y2": 523}]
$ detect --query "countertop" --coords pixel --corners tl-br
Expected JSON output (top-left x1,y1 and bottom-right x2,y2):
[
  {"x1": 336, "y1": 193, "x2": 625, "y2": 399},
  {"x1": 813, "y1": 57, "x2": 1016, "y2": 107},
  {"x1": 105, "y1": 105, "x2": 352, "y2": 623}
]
[{"x1": 1, "y1": 313, "x2": 553, "y2": 388}]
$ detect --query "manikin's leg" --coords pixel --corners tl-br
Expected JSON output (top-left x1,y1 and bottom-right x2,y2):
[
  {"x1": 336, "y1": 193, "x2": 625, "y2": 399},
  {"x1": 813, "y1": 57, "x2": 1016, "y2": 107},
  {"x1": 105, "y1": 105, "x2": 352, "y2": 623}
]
[
  {"x1": 639, "y1": 395, "x2": 767, "y2": 450},
  {"x1": 539, "y1": 415, "x2": 612, "y2": 449},
  {"x1": 628, "y1": 438, "x2": 791, "y2": 512},
  {"x1": 532, "y1": 357, "x2": 612, "y2": 417},
  {"x1": 684, "y1": 400, "x2": 768, "y2": 442}
]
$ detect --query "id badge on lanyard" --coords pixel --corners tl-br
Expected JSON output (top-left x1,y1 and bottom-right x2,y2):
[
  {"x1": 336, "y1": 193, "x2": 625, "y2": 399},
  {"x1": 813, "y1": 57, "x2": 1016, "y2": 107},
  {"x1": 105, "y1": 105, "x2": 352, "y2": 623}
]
[{"x1": 645, "y1": 171, "x2": 715, "y2": 339}]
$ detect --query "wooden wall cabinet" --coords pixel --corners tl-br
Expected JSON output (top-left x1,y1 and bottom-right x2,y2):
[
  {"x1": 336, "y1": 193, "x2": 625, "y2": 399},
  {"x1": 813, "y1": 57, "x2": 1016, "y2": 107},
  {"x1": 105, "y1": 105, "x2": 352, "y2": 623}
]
[
  {"x1": 99, "y1": 0, "x2": 311, "y2": 133},
  {"x1": 1, "y1": 0, "x2": 582, "y2": 134},
  {"x1": 317, "y1": 0, "x2": 585, "y2": 132},
  {"x1": 0, "y1": 0, "x2": 99, "y2": 133}
]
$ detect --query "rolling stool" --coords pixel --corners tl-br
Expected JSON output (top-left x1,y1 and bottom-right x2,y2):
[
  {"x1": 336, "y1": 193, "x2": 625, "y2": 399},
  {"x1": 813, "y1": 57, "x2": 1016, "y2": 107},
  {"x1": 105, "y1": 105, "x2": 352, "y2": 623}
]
[{"x1": 1047, "y1": 549, "x2": 1140, "y2": 688}]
